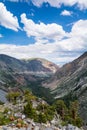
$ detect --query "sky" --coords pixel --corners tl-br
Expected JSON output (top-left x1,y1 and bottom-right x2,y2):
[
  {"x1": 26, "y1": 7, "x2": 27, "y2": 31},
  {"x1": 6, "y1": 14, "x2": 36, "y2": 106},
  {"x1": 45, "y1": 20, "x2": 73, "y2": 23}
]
[{"x1": 0, "y1": 0, "x2": 87, "y2": 65}]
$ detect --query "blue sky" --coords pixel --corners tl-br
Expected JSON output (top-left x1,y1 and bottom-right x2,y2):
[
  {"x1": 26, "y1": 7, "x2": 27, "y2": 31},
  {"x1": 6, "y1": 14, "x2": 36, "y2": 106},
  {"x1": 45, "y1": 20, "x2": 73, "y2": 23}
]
[{"x1": 0, "y1": 0, "x2": 87, "y2": 65}]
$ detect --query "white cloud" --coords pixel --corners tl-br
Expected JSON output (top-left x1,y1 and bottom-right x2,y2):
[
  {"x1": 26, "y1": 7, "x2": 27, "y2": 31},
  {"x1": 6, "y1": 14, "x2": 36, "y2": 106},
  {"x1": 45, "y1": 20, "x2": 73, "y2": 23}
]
[
  {"x1": 61, "y1": 10, "x2": 72, "y2": 16},
  {"x1": 3, "y1": 0, "x2": 87, "y2": 9},
  {"x1": 21, "y1": 13, "x2": 66, "y2": 42},
  {"x1": 20, "y1": 13, "x2": 87, "y2": 51},
  {"x1": 0, "y1": 43, "x2": 79, "y2": 65},
  {"x1": 31, "y1": 0, "x2": 87, "y2": 10},
  {"x1": 31, "y1": 0, "x2": 61, "y2": 8},
  {"x1": 0, "y1": 19, "x2": 87, "y2": 65},
  {"x1": 70, "y1": 20, "x2": 87, "y2": 39},
  {"x1": 0, "y1": 2, "x2": 20, "y2": 31}
]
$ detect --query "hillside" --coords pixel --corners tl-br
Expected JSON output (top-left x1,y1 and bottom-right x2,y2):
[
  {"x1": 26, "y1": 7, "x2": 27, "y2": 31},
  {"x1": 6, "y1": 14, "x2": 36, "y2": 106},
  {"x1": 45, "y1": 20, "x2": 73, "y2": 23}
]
[
  {"x1": 0, "y1": 54, "x2": 58, "y2": 83},
  {"x1": 0, "y1": 89, "x2": 83, "y2": 130},
  {"x1": 0, "y1": 54, "x2": 58, "y2": 103},
  {"x1": 43, "y1": 52, "x2": 87, "y2": 123}
]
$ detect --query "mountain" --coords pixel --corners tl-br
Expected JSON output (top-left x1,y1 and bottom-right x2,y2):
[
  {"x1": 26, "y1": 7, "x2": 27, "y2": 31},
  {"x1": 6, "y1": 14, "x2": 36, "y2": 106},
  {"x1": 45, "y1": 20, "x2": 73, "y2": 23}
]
[
  {"x1": 23, "y1": 58, "x2": 58, "y2": 74},
  {"x1": 0, "y1": 54, "x2": 58, "y2": 102},
  {"x1": 0, "y1": 54, "x2": 58, "y2": 84},
  {"x1": 0, "y1": 53, "x2": 87, "y2": 122},
  {"x1": 0, "y1": 54, "x2": 58, "y2": 74},
  {"x1": 43, "y1": 52, "x2": 87, "y2": 123}
]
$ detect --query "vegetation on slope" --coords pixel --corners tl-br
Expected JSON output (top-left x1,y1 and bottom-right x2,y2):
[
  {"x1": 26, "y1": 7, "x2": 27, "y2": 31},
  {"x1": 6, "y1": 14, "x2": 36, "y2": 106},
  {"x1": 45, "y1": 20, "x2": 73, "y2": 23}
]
[{"x1": 0, "y1": 90, "x2": 83, "y2": 128}]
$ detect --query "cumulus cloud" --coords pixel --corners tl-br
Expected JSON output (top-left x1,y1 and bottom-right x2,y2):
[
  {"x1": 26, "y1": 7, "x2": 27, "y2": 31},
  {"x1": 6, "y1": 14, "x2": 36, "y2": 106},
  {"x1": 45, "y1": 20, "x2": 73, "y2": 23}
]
[
  {"x1": 61, "y1": 10, "x2": 72, "y2": 16},
  {"x1": 0, "y1": 43, "x2": 80, "y2": 65},
  {"x1": 20, "y1": 14, "x2": 87, "y2": 51},
  {"x1": 0, "y1": 2, "x2": 87, "y2": 65},
  {"x1": 21, "y1": 13, "x2": 66, "y2": 42},
  {"x1": 0, "y1": 2, "x2": 20, "y2": 31},
  {"x1": 0, "y1": 18, "x2": 86, "y2": 65},
  {"x1": 70, "y1": 20, "x2": 87, "y2": 39}
]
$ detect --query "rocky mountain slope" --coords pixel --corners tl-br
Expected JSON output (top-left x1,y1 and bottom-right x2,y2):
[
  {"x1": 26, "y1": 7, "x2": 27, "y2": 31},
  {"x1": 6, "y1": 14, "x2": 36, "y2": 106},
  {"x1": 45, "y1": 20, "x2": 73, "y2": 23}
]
[
  {"x1": 44, "y1": 52, "x2": 87, "y2": 123},
  {"x1": 23, "y1": 58, "x2": 58, "y2": 74},
  {"x1": 0, "y1": 54, "x2": 58, "y2": 90}
]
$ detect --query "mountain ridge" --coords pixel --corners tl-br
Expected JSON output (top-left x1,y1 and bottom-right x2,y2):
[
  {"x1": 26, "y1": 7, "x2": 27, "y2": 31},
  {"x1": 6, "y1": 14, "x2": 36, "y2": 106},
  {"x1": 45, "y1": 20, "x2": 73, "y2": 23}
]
[
  {"x1": 43, "y1": 52, "x2": 87, "y2": 123},
  {"x1": 0, "y1": 54, "x2": 58, "y2": 96}
]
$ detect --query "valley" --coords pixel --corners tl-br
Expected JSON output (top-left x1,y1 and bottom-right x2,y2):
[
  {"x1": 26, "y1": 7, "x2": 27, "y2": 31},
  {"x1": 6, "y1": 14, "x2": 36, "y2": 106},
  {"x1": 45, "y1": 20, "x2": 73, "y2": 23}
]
[{"x1": 0, "y1": 53, "x2": 87, "y2": 127}]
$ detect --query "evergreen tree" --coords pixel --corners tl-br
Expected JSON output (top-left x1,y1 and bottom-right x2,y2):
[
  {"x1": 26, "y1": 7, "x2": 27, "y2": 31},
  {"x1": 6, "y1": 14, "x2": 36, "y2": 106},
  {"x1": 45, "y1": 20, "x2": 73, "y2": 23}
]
[
  {"x1": 53, "y1": 100, "x2": 67, "y2": 120},
  {"x1": 24, "y1": 102, "x2": 36, "y2": 119}
]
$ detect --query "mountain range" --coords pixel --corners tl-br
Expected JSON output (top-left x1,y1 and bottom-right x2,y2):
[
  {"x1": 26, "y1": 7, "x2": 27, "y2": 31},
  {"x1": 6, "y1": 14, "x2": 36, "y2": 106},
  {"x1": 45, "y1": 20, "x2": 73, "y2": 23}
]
[
  {"x1": 0, "y1": 53, "x2": 87, "y2": 123},
  {"x1": 0, "y1": 54, "x2": 58, "y2": 87}
]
